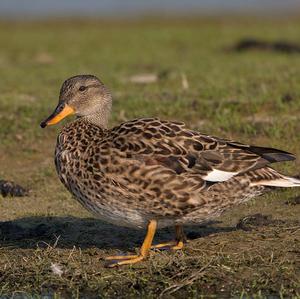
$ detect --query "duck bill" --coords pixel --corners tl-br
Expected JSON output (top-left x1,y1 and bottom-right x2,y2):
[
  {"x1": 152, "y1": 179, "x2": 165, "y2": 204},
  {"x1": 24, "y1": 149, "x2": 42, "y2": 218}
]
[{"x1": 40, "y1": 103, "x2": 74, "y2": 128}]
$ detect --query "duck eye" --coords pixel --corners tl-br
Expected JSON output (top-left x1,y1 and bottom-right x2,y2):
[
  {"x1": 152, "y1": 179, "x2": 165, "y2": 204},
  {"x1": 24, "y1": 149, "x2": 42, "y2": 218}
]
[{"x1": 79, "y1": 86, "x2": 87, "y2": 92}]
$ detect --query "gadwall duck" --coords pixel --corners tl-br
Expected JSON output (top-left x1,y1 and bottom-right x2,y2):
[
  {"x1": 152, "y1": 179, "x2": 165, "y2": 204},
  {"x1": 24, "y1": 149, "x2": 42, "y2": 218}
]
[{"x1": 41, "y1": 75, "x2": 300, "y2": 267}]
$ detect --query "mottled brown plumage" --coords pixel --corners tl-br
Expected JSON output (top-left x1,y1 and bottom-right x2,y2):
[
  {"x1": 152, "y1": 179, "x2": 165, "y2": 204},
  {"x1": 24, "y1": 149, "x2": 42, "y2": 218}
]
[{"x1": 41, "y1": 75, "x2": 300, "y2": 267}]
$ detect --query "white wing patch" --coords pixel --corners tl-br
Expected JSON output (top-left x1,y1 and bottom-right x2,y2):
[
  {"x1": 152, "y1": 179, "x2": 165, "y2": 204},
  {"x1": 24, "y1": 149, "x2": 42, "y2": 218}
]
[{"x1": 203, "y1": 169, "x2": 238, "y2": 182}]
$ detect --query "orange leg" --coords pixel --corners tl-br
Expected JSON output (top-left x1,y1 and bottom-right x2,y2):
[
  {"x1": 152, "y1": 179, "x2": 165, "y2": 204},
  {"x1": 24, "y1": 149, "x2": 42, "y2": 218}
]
[
  {"x1": 151, "y1": 224, "x2": 185, "y2": 250},
  {"x1": 105, "y1": 220, "x2": 157, "y2": 267}
]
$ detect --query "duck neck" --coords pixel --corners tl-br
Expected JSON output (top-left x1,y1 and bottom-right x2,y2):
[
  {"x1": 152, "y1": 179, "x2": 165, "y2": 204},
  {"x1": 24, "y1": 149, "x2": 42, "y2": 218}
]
[
  {"x1": 83, "y1": 112, "x2": 109, "y2": 129},
  {"x1": 81, "y1": 96, "x2": 112, "y2": 129}
]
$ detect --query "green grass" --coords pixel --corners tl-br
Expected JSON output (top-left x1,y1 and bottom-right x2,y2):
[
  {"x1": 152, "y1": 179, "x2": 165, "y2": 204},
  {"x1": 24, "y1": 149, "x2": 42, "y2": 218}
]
[{"x1": 0, "y1": 17, "x2": 300, "y2": 298}]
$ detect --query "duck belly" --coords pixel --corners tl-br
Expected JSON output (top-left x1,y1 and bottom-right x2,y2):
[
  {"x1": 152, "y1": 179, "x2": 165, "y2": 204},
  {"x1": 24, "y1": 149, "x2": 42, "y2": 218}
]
[
  {"x1": 64, "y1": 180, "x2": 150, "y2": 229},
  {"x1": 178, "y1": 185, "x2": 267, "y2": 225}
]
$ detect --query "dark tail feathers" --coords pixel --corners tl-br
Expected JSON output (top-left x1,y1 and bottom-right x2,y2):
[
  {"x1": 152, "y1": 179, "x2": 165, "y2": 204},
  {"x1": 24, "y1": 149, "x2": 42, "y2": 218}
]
[
  {"x1": 248, "y1": 145, "x2": 295, "y2": 163},
  {"x1": 228, "y1": 141, "x2": 296, "y2": 163}
]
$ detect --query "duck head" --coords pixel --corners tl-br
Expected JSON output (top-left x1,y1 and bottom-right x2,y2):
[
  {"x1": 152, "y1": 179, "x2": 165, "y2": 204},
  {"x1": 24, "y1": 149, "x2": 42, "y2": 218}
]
[{"x1": 40, "y1": 75, "x2": 112, "y2": 129}]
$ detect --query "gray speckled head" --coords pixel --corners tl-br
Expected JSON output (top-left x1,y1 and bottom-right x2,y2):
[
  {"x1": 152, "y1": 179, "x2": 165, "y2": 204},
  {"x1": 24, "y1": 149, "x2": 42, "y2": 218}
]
[
  {"x1": 60, "y1": 75, "x2": 112, "y2": 118},
  {"x1": 41, "y1": 74, "x2": 112, "y2": 129}
]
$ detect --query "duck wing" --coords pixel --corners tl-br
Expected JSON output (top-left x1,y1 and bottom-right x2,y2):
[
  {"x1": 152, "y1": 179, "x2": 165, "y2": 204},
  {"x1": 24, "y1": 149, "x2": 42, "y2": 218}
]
[
  {"x1": 108, "y1": 118, "x2": 295, "y2": 183},
  {"x1": 87, "y1": 118, "x2": 296, "y2": 218}
]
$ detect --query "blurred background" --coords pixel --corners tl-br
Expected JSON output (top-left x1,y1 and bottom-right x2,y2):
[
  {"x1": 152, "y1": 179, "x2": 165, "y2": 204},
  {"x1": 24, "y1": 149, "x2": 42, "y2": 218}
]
[
  {"x1": 1, "y1": 0, "x2": 300, "y2": 19},
  {"x1": 1, "y1": 0, "x2": 300, "y2": 147}
]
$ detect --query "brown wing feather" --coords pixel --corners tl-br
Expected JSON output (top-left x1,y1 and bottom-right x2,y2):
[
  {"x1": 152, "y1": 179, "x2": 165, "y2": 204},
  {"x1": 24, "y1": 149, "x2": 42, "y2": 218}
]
[{"x1": 109, "y1": 118, "x2": 295, "y2": 182}]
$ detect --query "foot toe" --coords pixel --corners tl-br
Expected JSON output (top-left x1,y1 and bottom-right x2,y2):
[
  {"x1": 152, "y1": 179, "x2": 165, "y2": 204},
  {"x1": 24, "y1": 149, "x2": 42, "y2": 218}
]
[
  {"x1": 105, "y1": 254, "x2": 138, "y2": 260},
  {"x1": 105, "y1": 255, "x2": 144, "y2": 268},
  {"x1": 151, "y1": 241, "x2": 184, "y2": 251}
]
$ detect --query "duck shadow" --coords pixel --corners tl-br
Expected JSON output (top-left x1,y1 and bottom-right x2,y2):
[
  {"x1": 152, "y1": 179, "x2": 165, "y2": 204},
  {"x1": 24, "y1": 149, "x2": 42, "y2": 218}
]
[{"x1": 0, "y1": 216, "x2": 236, "y2": 250}]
